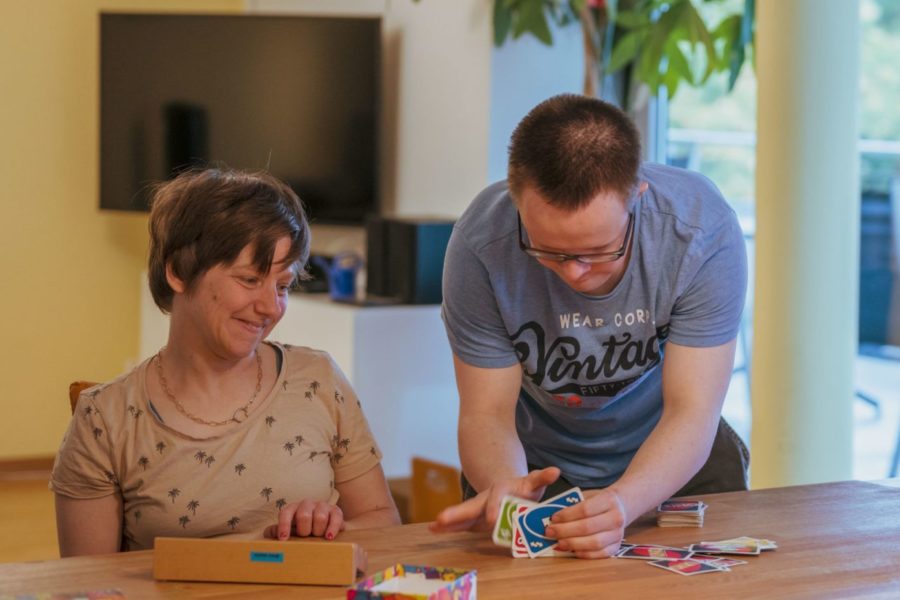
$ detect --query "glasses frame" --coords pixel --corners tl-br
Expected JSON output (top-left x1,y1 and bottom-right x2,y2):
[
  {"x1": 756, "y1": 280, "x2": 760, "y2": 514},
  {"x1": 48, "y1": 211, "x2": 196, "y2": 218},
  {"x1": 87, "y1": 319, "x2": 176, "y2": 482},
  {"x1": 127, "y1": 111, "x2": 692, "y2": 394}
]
[{"x1": 517, "y1": 211, "x2": 635, "y2": 264}]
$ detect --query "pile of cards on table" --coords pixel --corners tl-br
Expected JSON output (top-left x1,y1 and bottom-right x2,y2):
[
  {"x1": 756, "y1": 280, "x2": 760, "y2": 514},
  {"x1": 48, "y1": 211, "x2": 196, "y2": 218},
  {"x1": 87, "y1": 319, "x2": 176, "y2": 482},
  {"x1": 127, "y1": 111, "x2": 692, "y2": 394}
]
[
  {"x1": 491, "y1": 488, "x2": 584, "y2": 558},
  {"x1": 614, "y1": 536, "x2": 777, "y2": 576},
  {"x1": 656, "y1": 499, "x2": 707, "y2": 527}
]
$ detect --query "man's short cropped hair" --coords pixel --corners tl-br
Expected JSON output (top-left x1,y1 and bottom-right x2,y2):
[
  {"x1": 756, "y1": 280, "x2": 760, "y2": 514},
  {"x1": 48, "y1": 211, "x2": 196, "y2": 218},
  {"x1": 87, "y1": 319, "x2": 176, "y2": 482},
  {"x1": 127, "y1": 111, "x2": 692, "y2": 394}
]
[
  {"x1": 508, "y1": 94, "x2": 642, "y2": 210},
  {"x1": 147, "y1": 167, "x2": 311, "y2": 313}
]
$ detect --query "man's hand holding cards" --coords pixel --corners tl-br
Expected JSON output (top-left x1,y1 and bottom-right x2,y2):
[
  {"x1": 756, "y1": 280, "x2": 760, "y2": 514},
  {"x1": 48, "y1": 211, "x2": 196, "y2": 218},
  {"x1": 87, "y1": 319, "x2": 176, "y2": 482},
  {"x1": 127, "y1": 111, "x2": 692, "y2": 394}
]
[{"x1": 491, "y1": 488, "x2": 587, "y2": 558}]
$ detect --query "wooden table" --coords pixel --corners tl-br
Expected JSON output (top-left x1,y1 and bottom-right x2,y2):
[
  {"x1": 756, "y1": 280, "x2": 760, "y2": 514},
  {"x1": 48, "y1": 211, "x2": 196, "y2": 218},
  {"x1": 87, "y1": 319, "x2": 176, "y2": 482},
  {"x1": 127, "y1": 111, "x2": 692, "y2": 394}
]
[{"x1": 3, "y1": 480, "x2": 899, "y2": 599}]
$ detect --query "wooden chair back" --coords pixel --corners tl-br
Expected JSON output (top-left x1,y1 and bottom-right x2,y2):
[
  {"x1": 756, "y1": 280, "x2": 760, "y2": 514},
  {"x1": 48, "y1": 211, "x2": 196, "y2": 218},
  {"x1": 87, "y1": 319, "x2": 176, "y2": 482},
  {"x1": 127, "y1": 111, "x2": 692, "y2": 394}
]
[
  {"x1": 409, "y1": 457, "x2": 462, "y2": 523},
  {"x1": 69, "y1": 381, "x2": 98, "y2": 414}
]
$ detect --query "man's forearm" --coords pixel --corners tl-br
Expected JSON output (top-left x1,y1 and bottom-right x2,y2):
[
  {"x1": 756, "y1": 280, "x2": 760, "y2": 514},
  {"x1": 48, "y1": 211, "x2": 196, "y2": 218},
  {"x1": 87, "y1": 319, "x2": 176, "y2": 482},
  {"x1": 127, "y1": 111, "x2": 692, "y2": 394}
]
[
  {"x1": 458, "y1": 413, "x2": 528, "y2": 493},
  {"x1": 607, "y1": 408, "x2": 720, "y2": 525}
]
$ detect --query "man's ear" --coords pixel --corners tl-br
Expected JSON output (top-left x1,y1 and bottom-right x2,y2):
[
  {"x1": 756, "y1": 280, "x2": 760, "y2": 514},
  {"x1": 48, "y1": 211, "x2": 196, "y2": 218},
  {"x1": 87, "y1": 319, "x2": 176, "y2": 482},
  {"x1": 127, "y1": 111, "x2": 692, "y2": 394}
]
[
  {"x1": 638, "y1": 181, "x2": 649, "y2": 194},
  {"x1": 165, "y1": 262, "x2": 187, "y2": 294}
]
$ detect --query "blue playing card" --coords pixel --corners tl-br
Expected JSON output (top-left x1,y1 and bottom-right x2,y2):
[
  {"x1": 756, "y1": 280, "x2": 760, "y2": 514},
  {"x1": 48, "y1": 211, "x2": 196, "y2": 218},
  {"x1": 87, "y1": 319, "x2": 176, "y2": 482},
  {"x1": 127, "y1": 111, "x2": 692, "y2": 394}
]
[{"x1": 516, "y1": 487, "x2": 584, "y2": 558}]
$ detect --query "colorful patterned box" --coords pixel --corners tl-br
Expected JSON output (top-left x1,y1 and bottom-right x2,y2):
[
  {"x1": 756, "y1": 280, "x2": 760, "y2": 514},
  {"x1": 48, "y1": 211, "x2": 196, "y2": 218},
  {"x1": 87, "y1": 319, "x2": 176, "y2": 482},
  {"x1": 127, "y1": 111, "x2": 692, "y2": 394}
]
[{"x1": 347, "y1": 564, "x2": 476, "y2": 600}]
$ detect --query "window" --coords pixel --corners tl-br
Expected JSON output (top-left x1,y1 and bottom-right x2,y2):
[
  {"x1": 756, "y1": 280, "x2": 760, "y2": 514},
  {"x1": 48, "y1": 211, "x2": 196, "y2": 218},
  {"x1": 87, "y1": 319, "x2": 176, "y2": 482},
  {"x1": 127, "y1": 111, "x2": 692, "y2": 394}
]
[{"x1": 660, "y1": 0, "x2": 900, "y2": 479}]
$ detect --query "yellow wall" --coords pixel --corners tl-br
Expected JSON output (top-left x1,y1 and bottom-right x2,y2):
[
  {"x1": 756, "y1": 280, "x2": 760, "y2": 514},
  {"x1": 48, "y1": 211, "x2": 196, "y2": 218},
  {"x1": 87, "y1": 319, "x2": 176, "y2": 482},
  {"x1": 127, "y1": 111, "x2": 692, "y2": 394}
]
[{"x1": 0, "y1": 0, "x2": 243, "y2": 460}]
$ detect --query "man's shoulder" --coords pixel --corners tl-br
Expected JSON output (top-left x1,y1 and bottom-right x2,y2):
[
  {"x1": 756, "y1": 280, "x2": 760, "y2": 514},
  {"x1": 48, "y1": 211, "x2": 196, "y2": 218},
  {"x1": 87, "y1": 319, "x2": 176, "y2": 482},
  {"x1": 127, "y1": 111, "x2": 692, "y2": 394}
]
[
  {"x1": 454, "y1": 180, "x2": 517, "y2": 252},
  {"x1": 640, "y1": 163, "x2": 736, "y2": 227}
]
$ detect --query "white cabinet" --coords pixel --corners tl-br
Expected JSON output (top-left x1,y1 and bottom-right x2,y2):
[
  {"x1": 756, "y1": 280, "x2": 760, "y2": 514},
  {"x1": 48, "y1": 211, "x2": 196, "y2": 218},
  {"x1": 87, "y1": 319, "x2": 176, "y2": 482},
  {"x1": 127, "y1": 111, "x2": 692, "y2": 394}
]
[{"x1": 271, "y1": 295, "x2": 460, "y2": 478}]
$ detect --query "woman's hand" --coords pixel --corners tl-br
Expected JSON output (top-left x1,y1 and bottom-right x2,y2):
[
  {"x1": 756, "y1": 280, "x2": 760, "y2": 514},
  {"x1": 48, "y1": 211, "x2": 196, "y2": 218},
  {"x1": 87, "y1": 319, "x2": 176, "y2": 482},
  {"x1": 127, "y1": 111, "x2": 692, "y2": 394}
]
[{"x1": 264, "y1": 499, "x2": 344, "y2": 541}]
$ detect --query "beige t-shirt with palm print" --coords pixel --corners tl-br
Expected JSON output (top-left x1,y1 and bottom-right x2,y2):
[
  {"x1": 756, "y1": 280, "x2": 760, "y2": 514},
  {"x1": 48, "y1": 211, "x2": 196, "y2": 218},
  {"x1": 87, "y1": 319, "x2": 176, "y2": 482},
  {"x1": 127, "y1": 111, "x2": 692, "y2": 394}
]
[{"x1": 50, "y1": 342, "x2": 383, "y2": 551}]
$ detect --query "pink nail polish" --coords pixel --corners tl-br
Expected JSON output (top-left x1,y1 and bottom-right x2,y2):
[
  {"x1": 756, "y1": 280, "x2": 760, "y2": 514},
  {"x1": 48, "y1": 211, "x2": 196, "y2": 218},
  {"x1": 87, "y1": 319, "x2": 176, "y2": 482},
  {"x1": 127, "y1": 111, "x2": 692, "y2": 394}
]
[
  {"x1": 280, "y1": 532, "x2": 288, "y2": 540},
  {"x1": 326, "y1": 532, "x2": 334, "y2": 540}
]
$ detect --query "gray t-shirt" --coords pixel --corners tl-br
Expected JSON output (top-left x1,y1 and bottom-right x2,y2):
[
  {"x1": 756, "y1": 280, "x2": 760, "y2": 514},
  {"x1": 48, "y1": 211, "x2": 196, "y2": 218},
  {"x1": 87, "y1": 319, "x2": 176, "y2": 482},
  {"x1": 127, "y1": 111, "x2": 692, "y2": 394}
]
[{"x1": 441, "y1": 162, "x2": 747, "y2": 488}]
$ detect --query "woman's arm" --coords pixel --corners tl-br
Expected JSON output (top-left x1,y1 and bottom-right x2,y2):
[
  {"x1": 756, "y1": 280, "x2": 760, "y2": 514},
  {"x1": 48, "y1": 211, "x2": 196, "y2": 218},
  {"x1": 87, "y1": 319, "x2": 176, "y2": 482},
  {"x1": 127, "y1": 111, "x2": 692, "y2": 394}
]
[
  {"x1": 337, "y1": 463, "x2": 401, "y2": 530},
  {"x1": 55, "y1": 493, "x2": 123, "y2": 557}
]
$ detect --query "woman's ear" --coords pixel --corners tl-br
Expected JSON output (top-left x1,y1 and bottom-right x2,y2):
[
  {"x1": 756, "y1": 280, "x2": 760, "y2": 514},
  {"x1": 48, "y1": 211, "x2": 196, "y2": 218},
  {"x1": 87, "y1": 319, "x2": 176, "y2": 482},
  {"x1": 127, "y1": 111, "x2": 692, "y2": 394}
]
[{"x1": 165, "y1": 262, "x2": 187, "y2": 294}]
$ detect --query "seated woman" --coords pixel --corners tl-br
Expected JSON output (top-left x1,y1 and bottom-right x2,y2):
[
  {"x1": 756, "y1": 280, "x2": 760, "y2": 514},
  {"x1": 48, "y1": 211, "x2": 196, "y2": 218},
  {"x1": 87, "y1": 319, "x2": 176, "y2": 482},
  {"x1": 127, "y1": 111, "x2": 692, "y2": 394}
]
[{"x1": 52, "y1": 168, "x2": 400, "y2": 556}]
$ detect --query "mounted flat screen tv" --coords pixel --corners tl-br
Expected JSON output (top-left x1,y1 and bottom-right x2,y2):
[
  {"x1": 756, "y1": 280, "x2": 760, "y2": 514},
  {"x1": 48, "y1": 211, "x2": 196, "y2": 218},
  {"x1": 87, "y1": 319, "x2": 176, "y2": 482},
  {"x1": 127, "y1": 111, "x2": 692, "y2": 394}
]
[{"x1": 100, "y1": 13, "x2": 380, "y2": 223}]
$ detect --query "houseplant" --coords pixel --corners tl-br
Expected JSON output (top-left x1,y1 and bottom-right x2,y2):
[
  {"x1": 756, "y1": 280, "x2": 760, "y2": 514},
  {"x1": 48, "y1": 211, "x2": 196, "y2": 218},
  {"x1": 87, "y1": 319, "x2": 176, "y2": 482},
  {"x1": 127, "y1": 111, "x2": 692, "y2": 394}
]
[{"x1": 490, "y1": 0, "x2": 755, "y2": 107}]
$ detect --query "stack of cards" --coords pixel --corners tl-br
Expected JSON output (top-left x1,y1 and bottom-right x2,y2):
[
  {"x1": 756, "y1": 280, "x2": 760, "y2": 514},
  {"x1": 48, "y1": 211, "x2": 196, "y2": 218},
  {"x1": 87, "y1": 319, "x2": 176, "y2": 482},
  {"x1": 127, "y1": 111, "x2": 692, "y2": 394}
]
[
  {"x1": 491, "y1": 488, "x2": 584, "y2": 558},
  {"x1": 656, "y1": 499, "x2": 707, "y2": 527}
]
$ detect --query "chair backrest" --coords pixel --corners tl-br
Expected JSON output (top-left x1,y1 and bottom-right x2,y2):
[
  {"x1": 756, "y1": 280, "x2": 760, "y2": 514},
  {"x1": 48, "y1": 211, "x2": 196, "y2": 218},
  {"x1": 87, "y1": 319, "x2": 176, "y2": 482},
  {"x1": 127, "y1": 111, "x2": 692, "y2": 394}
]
[
  {"x1": 68, "y1": 381, "x2": 98, "y2": 414},
  {"x1": 409, "y1": 457, "x2": 462, "y2": 523}
]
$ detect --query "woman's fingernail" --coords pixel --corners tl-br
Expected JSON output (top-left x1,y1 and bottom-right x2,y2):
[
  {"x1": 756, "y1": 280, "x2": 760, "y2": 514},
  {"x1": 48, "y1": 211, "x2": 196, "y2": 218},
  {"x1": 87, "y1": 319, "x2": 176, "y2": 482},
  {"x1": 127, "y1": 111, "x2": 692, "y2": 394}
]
[
  {"x1": 326, "y1": 532, "x2": 334, "y2": 540},
  {"x1": 280, "y1": 532, "x2": 288, "y2": 540}
]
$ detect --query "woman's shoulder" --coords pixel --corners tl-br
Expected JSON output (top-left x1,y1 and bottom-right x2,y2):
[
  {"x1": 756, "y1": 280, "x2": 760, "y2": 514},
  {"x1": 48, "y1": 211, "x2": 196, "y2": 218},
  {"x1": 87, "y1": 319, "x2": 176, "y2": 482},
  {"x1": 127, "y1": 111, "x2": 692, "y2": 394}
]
[
  {"x1": 74, "y1": 357, "x2": 152, "y2": 417},
  {"x1": 271, "y1": 341, "x2": 337, "y2": 369}
]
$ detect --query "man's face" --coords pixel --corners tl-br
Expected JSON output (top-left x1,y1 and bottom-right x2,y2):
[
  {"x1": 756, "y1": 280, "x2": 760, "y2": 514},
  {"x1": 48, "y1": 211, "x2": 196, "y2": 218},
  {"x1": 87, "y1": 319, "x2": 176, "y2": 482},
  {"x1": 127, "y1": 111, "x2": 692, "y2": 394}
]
[{"x1": 516, "y1": 184, "x2": 641, "y2": 296}]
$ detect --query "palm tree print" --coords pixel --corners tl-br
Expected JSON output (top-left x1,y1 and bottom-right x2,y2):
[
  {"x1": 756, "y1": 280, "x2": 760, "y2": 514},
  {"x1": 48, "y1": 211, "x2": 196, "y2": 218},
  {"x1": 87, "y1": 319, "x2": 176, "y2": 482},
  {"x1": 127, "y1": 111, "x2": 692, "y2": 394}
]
[
  {"x1": 260, "y1": 487, "x2": 273, "y2": 502},
  {"x1": 370, "y1": 446, "x2": 377, "y2": 456},
  {"x1": 275, "y1": 498, "x2": 287, "y2": 510},
  {"x1": 283, "y1": 441, "x2": 295, "y2": 456},
  {"x1": 334, "y1": 391, "x2": 344, "y2": 403},
  {"x1": 178, "y1": 515, "x2": 190, "y2": 528},
  {"x1": 104, "y1": 470, "x2": 117, "y2": 484},
  {"x1": 332, "y1": 435, "x2": 350, "y2": 451},
  {"x1": 156, "y1": 441, "x2": 167, "y2": 454},
  {"x1": 331, "y1": 452, "x2": 344, "y2": 465},
  {"x1": 304, "y1": 391, "x2": 313, "y2": 401},
  {"x1": 83, "y1": 406, "x2": 93, "y2": 416},
  {"x1": 92, "y1": 427, "x2": 103, "y2": 440},
  {"x1": 187, "y1": 500, "x2": 200, "y2": 515},
  {"x1": 132, "y1": 408, "x2": 144, "y2": 420},
  {"x1": 308, "y1": 451, "x2": 319, "y2": 461},
  {"x1": 168, "y1": 488, "x2": 181, "y2": 503},
  {"x1": 309, "y1": 381, "x2": 320, "y2": 395},
  {"x1": 194, "y1": 450, "x2": 207, "y2": 464},
  {"x1": 227, "y1": 516, "x2": 240, "y2": 530},
  {"x1": 294, "y1": 435, "x2": 305, "y2": 445},
  {"x1": 282, "y1": 380, "x2": 289, "y2": 391},
  {"x1": 138, "y1": 456, "x2": 149, "y2": 471},
  {"x1": 265, "y1": 416, "x2": 276, "y2": 428},
  {"x1": 204, "y1": 455, "x2": 216, "y2": 468},
  {"x1": 234, "y1": 463, "x2": 246, "y2": 476},
  {"x1": 127, "y1": 405, "x2": 136, "y2": 416}
]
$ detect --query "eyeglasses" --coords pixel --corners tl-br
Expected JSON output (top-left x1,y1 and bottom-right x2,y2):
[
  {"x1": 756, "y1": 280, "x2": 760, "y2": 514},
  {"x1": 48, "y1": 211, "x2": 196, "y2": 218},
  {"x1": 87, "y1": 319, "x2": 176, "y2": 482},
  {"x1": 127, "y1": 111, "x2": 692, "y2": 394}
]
[{"x1": 517, "y1": 211, "x2": 634, "y2": 264}]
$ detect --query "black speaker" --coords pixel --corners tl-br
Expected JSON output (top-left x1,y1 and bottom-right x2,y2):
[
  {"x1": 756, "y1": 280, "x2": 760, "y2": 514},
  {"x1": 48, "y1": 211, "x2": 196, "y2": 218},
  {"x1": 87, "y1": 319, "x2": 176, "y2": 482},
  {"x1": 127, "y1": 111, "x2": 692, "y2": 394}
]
[{"x1": 366, "y1": 217, "x2": 455, "y2": 304}]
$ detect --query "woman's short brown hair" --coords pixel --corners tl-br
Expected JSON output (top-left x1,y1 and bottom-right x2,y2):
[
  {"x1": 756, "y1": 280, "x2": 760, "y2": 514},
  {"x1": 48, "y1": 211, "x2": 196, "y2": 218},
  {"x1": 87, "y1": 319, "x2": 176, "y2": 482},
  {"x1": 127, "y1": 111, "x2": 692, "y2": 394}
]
[
  {"x1": 147, "y1": 167, "x2": 311, "y2": 312},
  {"x1": 508, "y1": 94, "x2": 641, "y2": 210}
]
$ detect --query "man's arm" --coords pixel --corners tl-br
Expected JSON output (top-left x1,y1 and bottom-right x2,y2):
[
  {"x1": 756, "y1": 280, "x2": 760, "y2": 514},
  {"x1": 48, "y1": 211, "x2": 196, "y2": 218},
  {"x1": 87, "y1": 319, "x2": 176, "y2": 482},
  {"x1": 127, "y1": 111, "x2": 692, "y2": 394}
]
[
  {"x1": 546, "y1": 339, "x2": 737, "y2": 558},
  {"x1": 454, "y1": 355, "x2": 526, "y2": 490},
  {"x1": 430, "y1": 355, "x2": 560, "y2": 531}
]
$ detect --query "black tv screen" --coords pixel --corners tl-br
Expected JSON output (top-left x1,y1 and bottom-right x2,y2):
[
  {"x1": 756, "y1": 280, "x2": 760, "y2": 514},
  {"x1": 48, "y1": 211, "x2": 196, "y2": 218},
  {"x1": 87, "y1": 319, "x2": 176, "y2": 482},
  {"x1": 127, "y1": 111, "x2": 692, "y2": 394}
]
[{"x1": 100, "y1": 13, "x2": 380, "y2": 223}]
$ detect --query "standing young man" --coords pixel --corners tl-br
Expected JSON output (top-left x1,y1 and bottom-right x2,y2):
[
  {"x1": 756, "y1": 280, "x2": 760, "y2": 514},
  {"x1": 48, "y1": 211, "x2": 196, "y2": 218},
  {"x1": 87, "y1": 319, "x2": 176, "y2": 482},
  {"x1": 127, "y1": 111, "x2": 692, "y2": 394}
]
[{"x1": 431, "y1": 94, "x2": 749, "y2": 558}]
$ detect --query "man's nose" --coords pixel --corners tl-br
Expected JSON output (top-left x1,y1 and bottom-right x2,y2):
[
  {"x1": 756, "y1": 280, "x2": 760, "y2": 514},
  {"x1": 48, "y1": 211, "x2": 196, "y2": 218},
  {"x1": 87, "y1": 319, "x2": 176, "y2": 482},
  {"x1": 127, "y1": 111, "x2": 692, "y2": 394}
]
[{"x1": 559, "y1": 259, "x2": 591, "y2": 280}]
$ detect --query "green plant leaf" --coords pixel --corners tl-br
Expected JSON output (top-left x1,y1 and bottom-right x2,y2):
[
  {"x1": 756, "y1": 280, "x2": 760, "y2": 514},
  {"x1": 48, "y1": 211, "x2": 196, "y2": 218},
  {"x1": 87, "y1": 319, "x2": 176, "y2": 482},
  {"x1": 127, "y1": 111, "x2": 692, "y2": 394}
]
[
  {"x1": 712, "y1": 14, "x2": 741, "y2": 70},
  {"x1": 682, "y1": 0, "x2": 717, "y2": 82},
  {"x1": 615, "y1": 9, "x2": 650, "y2": 29},
  {"x1": 493, "y1": 0, "x2": 514, "y2": 46},
  {"x1": 512, "y1": 0, "x2": 554, "y2": 45},
  {"x1": 608, "y1": 29, "x2": 644, "y2": 73},
  {"x1": 664, "y1": 38, "x2": 693, "y2": 85}
]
